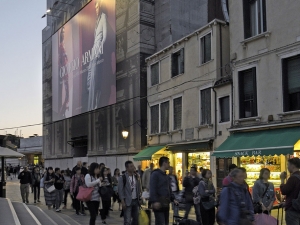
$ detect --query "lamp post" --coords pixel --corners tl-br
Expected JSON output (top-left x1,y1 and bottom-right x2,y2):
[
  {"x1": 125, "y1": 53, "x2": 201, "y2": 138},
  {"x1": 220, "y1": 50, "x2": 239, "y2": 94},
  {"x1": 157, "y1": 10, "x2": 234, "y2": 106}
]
[{"x1": 122, "y1": 130, "x2": 129, "y2": 140}]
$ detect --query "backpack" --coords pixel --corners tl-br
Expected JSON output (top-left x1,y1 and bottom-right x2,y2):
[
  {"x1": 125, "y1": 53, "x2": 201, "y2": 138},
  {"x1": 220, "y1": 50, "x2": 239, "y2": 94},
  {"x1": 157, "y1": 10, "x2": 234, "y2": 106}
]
[
  {"x1": 292, "y1": 174, "x2": 300, "y2": 211},
  {"x1": 193, "y1": 180, "x2": 201, "y2": 204}
]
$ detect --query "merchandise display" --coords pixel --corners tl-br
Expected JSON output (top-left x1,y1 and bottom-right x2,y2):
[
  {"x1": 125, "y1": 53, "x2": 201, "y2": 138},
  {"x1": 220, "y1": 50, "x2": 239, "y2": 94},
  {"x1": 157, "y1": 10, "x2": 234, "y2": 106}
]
[{"x1": 188, "y1": 152, "x2": 210, "y2": 170}]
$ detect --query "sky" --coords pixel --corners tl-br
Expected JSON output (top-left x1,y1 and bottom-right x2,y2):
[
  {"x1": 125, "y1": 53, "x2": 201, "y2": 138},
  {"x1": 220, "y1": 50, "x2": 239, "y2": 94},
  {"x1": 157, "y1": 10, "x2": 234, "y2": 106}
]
[{"x1": 0, "y1": 1, "x2": 46, "y2": 138}]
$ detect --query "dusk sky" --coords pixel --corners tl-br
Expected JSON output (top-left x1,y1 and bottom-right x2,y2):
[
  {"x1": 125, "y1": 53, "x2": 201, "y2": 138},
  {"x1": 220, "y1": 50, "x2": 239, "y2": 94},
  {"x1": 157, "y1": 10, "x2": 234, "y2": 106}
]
[{"x1": 0, "y1": 1, "x2": 46, "y2": 138}]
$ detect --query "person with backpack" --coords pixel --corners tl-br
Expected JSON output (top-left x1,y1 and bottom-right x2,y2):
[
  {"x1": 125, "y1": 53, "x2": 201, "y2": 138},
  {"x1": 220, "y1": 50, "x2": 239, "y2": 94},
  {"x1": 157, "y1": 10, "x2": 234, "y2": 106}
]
[
  {"x1": 218, "y1": 168, "x2": 254, "y2": 225},
  {"x1": 118, "y1": 161, "x2": 142, "y2": 225},
  {"x1": 280, "y1": 157, "x2": 300, "y2": 225},
  {"x1": 70, "y1": 166, "x2": 86, "y2": 216},
  {"x1": 182, "y1": 166, "x2": 202, "y2": 223}
]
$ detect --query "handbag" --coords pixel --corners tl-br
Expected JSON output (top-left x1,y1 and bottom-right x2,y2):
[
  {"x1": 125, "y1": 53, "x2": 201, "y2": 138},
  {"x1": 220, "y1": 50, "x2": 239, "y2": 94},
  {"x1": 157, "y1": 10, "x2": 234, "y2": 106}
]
[
  {"x1": 254, "y1": 182, "x2": 269, "y2": 214},
  {"x1": 158, "y1": 196, "x2": 171, "y2": 209},
  {"x1": 46, "y1": 185, "x2": 55, "y2": 193},
  {"x1": 99, "y1": 186, "x2": 108, "y2": 196},
  {"x1": 76, "y1": 186, "x2": 94, "y2": 202},
  {"x1": 255, "y1": 213, "x2": 277, "y2": 225},
  {"x1": 138, "y1": 209, "x2": 150, "y2": 225}
]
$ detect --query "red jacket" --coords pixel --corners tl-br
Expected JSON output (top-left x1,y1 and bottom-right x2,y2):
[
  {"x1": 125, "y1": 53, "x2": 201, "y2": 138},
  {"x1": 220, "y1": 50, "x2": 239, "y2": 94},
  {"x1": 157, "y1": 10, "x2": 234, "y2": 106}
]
[
  {"x1": 70, "y1": 174, "x2": 85, "y2": 194},
  {"x1": 280, "y1": 171, "x2": 300, "y2": 211}
]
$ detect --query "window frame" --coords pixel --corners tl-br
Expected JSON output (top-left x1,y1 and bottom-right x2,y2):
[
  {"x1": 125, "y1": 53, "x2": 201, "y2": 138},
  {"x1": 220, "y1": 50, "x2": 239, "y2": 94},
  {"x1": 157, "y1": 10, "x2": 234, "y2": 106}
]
[
  {"x1": 150, "y1": 61, "x2": 160, "y2": 86},
  {"x1": 149, "y1": 100, "x2": 170, "y2": 134},
  {"x1": 218, "y1": 95, "x2": 231, "y2": 124},
  {"x1": 171, "y1": 48, "x2": 185, "y2": 78},
  {"x1": 199, "y1": 87, "x2": 212, "y2": 125},
  {"x1": 200, "y1": 32, "x2": 212, "y2": 65},
  {"x1": 173, "y1": 96, "x2": 183, "y2": 130}
]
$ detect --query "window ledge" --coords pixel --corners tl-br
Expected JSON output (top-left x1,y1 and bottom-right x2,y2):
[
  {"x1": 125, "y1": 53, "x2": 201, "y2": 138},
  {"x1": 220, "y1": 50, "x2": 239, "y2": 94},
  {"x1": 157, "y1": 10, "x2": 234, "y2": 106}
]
[
  {"x1": 241, "y1": 31, "x2": 271, "y2": 48},
  {"x1": 196, "y1": 124, "x2": 213, "y2": 131},
  {"x1": 171, "y1": 73, "x2": 184, "y2": 79},
  {"x1": 197, "y1": 59, "x2": 214, "y2": 67},
  {"x1": 149, "y1": 132, "x2": 168, "y2": 137},
  {"x1": 170, "y1": 129, "x2": 183, "y2": 134},
  {"x1": 235, "y1": 116, "x2": 262, "y2": 123},
  {"x1": 278, "y1": 111, "x2": 300, "y2": 117}
]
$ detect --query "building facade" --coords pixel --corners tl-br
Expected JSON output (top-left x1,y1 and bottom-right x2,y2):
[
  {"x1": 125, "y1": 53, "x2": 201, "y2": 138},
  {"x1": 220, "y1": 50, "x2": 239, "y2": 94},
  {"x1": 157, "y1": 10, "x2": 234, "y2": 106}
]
[{"x1": 18, "y1": 136, "x2": 43, "y2": 166}]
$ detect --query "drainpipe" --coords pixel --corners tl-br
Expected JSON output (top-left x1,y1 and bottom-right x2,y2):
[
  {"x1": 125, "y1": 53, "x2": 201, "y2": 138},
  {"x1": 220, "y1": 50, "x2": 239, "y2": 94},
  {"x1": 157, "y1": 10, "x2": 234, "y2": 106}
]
[{"x1": 212, "y1": 87, "x2": 217, "y2": 138}]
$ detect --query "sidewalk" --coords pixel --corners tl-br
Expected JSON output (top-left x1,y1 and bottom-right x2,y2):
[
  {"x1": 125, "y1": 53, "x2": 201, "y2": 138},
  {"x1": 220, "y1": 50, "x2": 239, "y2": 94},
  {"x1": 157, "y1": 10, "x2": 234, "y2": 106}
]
[{"x1": 6, "y1": 178, "x2": 286, "y2": 225}]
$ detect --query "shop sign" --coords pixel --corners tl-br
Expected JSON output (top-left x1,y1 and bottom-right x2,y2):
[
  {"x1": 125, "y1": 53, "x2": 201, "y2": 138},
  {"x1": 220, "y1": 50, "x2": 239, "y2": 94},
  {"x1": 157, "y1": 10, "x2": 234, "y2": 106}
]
[{"x1": 234, "y1": 150, "x2": 262, "y2": 156}]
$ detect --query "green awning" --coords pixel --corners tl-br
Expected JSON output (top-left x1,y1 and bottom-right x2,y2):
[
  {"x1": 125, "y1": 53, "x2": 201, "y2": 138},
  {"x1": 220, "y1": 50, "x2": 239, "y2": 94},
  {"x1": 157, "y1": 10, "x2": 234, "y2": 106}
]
[
  {"x1": 133, "y1": 146, "x2": 165, "y2": 161},
  {"x1": 212, "y1": 127, "x2": 300, "y2": 158},
  {"x1": 167, "y1": 140, "x2": 212, "y2": 152}
]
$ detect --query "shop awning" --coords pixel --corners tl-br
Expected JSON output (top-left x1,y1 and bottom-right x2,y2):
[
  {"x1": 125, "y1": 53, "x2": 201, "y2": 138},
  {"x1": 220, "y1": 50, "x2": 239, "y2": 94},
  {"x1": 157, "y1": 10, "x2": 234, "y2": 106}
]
[
  {"x1": 133, "y1": 146, "x2": 166, "y2": 161},
  {"x1": 212, "y1": 127, "x2": 300, "y2": 158},
  {"x1": 167, "y1": 140, "x2": 212, "y2": 152}
]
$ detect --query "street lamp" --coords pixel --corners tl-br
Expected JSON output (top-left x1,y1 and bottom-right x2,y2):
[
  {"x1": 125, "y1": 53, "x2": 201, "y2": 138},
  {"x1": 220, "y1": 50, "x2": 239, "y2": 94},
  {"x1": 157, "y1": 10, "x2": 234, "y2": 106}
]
[{"x1": 122, "y1": 130, "x2": 129, "y2": 139}]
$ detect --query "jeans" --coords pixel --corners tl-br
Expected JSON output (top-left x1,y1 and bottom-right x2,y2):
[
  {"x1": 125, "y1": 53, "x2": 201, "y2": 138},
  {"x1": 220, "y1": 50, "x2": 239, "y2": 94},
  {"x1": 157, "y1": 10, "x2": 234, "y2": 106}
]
[
  {"x1": 200, "y1": 202, "x2": 215, "y2": 225},
  {"x1": 124, "y1": 199, "x2": 139, "y2": 225},
  {"x1": 100, "y1": 199, "x2": 111, "y2": 220},
  {"x1": 33, "y1": 184, "x2": 40, "y2": 201},
  {"x1": 286, "y1": 210, "x2": 300, "y2": 225},
  {"x1": 154, "y1": 209, "x2": 169, "y2": 225},
  {"x1": 184, "y1": 202, "x2": 202, "y2": 223},
  {"x1": 55, "y1": 189, "x2": 64, "y2": 209},
  {"x1": 86, "y1": 201, "x2": 100, "y2": 225},
  {"x1": 20, "y1": 184, "x2": 29, "y2": 202}
]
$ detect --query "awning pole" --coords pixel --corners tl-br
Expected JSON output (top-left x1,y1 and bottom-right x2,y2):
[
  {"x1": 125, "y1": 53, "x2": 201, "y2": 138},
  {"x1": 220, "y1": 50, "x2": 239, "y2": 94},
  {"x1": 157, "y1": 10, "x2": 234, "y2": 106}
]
[{"x1": 1, "y1": 157, "x2": 4, "y2": 182}]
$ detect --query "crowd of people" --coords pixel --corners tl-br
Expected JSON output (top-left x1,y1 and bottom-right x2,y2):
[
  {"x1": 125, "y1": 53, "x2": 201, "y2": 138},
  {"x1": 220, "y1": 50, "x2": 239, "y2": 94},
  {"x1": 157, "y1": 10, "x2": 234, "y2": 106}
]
[{"x1": 15, "y1": 156, "x2": 300, "y2": 225}]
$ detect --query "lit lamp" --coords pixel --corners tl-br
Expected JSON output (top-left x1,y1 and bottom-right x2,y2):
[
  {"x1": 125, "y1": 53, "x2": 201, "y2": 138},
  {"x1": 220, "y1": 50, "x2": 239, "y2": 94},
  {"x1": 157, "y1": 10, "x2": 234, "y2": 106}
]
[{"x1": 122, "y1": 130, "x2": 129, "y2": 139}]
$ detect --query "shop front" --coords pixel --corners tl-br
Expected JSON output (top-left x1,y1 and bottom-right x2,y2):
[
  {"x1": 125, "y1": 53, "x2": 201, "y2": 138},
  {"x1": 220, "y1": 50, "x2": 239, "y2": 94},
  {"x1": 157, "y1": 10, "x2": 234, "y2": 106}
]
[{"x1": 212, "y1": 126, "x2": 300, "y2": 193}]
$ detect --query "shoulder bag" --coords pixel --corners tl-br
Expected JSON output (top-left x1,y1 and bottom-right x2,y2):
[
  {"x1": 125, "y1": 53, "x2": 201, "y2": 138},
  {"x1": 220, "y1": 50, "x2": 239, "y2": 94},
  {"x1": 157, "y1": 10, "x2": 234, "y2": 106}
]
[
  {"x1": 76, "y1": 176, "x2": 94, "y2": 202},
  {"x1": 253, "y1": 182, "x2": 269, "y2": 214}
]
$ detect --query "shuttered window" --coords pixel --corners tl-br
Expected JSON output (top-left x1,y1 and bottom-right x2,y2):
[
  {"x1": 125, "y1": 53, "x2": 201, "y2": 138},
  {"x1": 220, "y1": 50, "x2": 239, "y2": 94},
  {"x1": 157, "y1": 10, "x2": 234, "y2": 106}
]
[
  {"x1": 201, "y1": 33, "x2": 212, "y2": 64},
  {"x1": 239, "y1": 68, "x2": 257, "y2": 118},
  {"x1": 201, "y1": 88, "x2": 211, "y2": 125},
  {"x1": 160, "y1": 102, "x2": 170, "y2": 132},
  {"x1": 220, "y1": 96, "x2": 230, "y2": 123},
  {"x1": 172, "y1": 48, "x2": 184, "y2": 77},
  {"x1": 150, "y1": 105, "x2": 159, "y2": 134},
  {"x1": 173, "y1": 97, "x2": 182, "y2": 130},
  {"x1": 282, "y1": 55, "x2": 300, "y2": 112},
  {"x1": 151, "y1": 62, "x2": 159, "y2": 86},
  {"x1": 243, "y1": 0, "x2": 267, "y2": 39}
]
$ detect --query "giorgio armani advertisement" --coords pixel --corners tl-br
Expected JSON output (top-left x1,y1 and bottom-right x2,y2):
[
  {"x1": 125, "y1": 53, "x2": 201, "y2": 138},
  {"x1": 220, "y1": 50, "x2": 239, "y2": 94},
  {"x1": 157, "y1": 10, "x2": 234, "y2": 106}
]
[{"x1": 52, "y1": 0, "x2": 116, "y2": 122}]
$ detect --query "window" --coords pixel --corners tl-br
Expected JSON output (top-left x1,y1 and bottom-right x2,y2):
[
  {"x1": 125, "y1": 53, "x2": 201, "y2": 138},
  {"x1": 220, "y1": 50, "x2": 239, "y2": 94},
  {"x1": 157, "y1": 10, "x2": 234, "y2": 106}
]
[
  {"x1": 160, "y1": 102, "x2": 169, "y2": 132},
  {"x1": 150, "y1": 105, "x2": 159, "y2": 134},
  {"x1": 243, "y1": 0, "x2": 267, "y2": 39},
  {"x1": 282, "y1": 55, "x2": 300, "y2": 112},
  {"x1": 201, "y1": 33, "x2": 211, "y2": 64},
  {"x1": 219, "y1": 96, "x2": 230, "y2": 123},
  {"x1": 171, "y1": 48, "x2": 184, "y2": 77},
  {"x1": 173, "y1": 97, "x2": 182, "y2": 130},
  {"x1": 239, "y1": 68, "x2": 257, "y2": 118},
  {"x1": 151, "y1": 62, "x2": 159, "y2": 86},
  {"x1": 201, "y1": 88, "x2": 211, "y2": 125}
]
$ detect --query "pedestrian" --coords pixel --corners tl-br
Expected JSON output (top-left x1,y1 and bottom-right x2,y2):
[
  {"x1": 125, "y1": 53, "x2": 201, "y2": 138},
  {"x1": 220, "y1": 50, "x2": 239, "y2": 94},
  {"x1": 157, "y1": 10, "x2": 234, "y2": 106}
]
[
  {"x1": 13, "y1": 167, "x2": 17, "y2": 178},
  {"x1": 44, "y1": 167, "x2": 56, "y2": 209},
  {"x1": 31, "y1": 166, "x2": 41, "y2": 203},
  {"x1": 280, "y1": 157, "x2": 300, "y2": 225},
  {"x1": 99, "y1": 163, "x2": 105, "y2": 171},
  {"x1": 99, "y1": 167, "x2": 114, "y2": 224},
  {"x1": 70, "y1": 166, "x2": 86, "y2": 216},
  {"x1": 222, "y1": 164, "x2": 237, "y2": 187},
  {"x1": 182, "y1": 166, "x2": 202, "y2": 223},
  {"x1": 252, "y1": 168, "x2": 275, "y2": 214},
  {"x1": 142, "y1": 163, "x2": 154, "y2": 191},
  {"x1": 218, "y1": 168, "x2": 254, "y2": 225},
  {"x1": 198, "y1": 167, "x2": 203, "y2": 179},
  {"x1": 199, "y1": 169, "x2": 215, "y2": 225},
  {"x1": 112, "y1": 168, "x2": 121, "y2": 211},
  {"x1": 62, "y1": 169, "x2": 71, "y2": 209},
  {"x1": 18, "y1": 166, "x2": 32, "y2": 204},
  {"x1": 118, "y1": 161, "x2": 142, "y2": 225},
  {"x1": 150, "y1": 157, "x2": 178, "y2": 225},
  {"x1": 137, "y1": 165, "x2": 144, "y2": 180},
  {"x1": 9, "y1": 166, "x2": 14, "y2": 180},
  {"x1": 54, "y1": 168, "x2": 65, "y2": 212},
  {"x1": 85, "y1": 162, "x2": 101, "y2": 225},
  {"x1": 72, "y1": 161, "x2": 82, "y2": 177},
  {"x1": 81, "y1": 162, "x2": 88, "y2": 176},
  {"x1": 168, "y1": 166, "x2": 180, "y2": 218}
]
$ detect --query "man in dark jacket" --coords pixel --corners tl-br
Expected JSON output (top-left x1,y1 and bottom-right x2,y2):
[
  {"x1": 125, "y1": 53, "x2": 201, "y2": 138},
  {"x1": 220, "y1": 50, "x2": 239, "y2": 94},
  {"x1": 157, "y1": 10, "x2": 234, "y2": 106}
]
[
  {"x1": 71, "y1": 161, "x2": 82, "y2": 178},
  {"x1": 150, "y1": 157, "x2": 178, "y2": 225},
  {"x1": 18, "y1": 166, "x2": 32, "y2": 204},
  {"x1": 81, "y1": 162, "x2": 88, "y2": 176},
  {"x1": 280, "y1": 157, "x2": 300, "y2": 225},
  {"x1": 182, "y1": 166, "x2": 202, "y2": 223}
]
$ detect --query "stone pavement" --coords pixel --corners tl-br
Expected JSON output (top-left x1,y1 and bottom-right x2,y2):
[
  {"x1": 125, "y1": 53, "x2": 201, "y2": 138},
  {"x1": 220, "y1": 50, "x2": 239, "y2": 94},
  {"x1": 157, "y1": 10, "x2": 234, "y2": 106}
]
[{"x1": 6, "y1": 178, "x2": 286, "y2": 225}]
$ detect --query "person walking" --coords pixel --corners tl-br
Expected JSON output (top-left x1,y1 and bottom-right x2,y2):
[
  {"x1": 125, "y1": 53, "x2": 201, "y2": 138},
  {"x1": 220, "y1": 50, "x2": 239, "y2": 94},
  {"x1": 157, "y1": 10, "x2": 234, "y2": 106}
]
[
  {"x1": 142, "y1": 163, "x2": 154, "y2": 191},
  {"x1": 85, "y1": 162, "x2": 101, "y2": 225},
  {"x1": 198, "y1": 169, "x2": 215, "y2": 225},
  {"x1": 168, "y1": 166, "x2": 180, "y2": 217},
  {"x1": 72, "y1": 161, "x2": 82, "y2": 177},
  {"x1": 54, "y1": 168, "x2": 65, "y2": 212},
  {"x1": 18, "y1": 166, "x2": 32, "y2": 204},
  {"x1": 43, "y1": 167, "x2": 56, "y2": 210},
  {"x1": 182, "y1": 166, "x2": 202, "y2": 223},
  {"x1": 99, "y1": 167, "x2": 114, "y2": 224},
  {"x1": 9, "y1": 166, "x2": 14, "y2": 180},
  {"x1": 118, "y1": 161, "x2": 142, "y2": 225},
  {"x1": 81, "y1": 162, "x2": 89, "y2": 176},
  {"x1": 70, "y1": 166, "x2": 86, "y2": 216},
  {"x1": 150, "y1": 157, "x2": 178, "y2": 225},
  {"x1": 280, "y1": 157, "x2": 300, "y2": 225},
  {"x1": 218, "y1": 168, "x2": 254, "y2": 225},
  {"x1": 62, "y1": 170, "x2": 71, "y2": 209},
  {"x1": 112, "y1": 168, "x2": 121, "y2": 211},
  {"x1": 252, "y1": 168, "x2": 275, "y2": 214},
  {"x1": 32, "y1": 166, "x2": 41, "y2": 203},
  {"x1": 137, "y1": 165, "x2": 144, "y2": 180}
]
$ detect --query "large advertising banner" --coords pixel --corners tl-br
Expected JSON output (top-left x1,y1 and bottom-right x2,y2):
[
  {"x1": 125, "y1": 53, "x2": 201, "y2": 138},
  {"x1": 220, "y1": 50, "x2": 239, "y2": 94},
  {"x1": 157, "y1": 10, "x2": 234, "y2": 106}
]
[{"x1": 52, "y1": 0, "x2": 116, "y2": 122}]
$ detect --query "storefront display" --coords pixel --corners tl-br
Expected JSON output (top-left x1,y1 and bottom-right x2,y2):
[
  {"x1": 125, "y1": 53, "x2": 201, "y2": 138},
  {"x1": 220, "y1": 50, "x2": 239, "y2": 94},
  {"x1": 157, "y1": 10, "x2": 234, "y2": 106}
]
[
  {"x1": 188, "y1": 152, "x2": 210, "y2": 170},
  {"x1": 240, "y1": 155, "x2": 286, "y2": 188}
]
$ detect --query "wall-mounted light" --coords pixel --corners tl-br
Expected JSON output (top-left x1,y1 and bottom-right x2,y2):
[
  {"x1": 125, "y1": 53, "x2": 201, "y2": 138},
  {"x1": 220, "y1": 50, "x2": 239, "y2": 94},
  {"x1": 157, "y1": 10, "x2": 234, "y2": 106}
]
[
  {"x1": 46, "y1": 9, "x2": 51, "y2": 13},
  {"x1": 122, "y1": 130, "x2": 129, "y2": 139}
]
